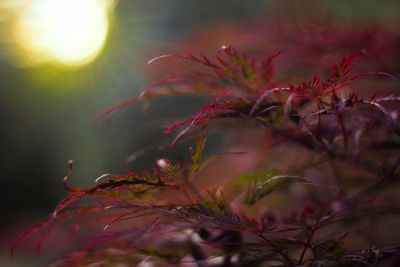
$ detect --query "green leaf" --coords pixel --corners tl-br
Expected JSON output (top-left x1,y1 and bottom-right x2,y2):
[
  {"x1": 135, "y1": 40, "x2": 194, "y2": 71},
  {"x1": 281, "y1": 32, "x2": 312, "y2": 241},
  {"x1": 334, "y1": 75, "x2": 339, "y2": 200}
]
[
  {"x1": 189, "y1": 125, "x2": 208, "y2": 177},
  {"x1": 244, "y1": 174, "x2": 329, "y2": 205},
  {"x1": 314, "y1": 240, "x2": 346, "y2": 259}
]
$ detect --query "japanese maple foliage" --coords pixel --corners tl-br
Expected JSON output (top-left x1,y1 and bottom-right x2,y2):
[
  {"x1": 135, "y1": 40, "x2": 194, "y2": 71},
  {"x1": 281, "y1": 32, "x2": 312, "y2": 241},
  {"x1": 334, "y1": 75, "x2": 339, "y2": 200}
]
[{"x1": 13, "y1": 20, "x2": 400, "y2": 267}]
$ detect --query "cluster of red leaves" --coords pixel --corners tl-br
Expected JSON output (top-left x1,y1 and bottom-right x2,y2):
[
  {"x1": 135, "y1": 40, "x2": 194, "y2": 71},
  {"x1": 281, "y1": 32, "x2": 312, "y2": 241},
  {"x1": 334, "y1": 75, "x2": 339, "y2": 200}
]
[{"x1": 11, "y1": 160, "x2": 177, "y2": 256}]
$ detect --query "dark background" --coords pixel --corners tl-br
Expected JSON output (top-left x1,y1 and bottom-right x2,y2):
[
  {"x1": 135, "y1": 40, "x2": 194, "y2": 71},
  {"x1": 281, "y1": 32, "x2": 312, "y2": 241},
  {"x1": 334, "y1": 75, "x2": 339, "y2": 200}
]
[{"x1": 1, "y1": 1, "x2": 398, "y2": 266}]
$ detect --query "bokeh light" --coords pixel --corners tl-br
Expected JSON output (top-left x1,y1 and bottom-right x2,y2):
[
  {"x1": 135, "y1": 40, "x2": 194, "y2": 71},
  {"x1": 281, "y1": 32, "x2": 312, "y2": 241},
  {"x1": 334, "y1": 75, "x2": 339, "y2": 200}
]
[{"x1": 9, "y1": 0, "x2": 115, "y2": 67}]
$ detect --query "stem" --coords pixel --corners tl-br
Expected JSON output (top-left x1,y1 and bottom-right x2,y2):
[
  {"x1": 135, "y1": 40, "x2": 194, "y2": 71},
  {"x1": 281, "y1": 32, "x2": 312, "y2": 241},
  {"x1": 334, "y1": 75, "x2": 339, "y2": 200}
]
[
  {"x1": 298, "y1": 225, "x2": 315, "y2": 265},
  {"x1": 337, "y1": 112, "x2": 348, "y2": 150},
  {"x1": 182, "y1": 188, "x2": 194, "y2": 204},
  {"x1": 258, "y1": 233, "x2": 293, "y2": 265},
  {"x1": 329, "y1": 157, "x2": 344, "y2": 199}
]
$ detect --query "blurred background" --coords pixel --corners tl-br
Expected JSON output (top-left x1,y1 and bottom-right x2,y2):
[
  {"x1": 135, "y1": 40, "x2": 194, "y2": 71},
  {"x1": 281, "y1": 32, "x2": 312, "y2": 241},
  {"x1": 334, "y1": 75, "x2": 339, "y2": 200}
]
[{"x1": 0, "y1": 0, "x2": 399, "y2": 266}]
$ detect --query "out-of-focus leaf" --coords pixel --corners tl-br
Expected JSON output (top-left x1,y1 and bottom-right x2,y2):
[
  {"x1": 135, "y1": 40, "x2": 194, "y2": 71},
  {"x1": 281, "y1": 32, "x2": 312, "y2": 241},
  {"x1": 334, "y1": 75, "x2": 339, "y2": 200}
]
[
  {"x1": 315, "y1": 240, "x2": 346, "y2": 259},
  {"x1": 245, "y1": 174, "x2": 331, "y2": 205}
]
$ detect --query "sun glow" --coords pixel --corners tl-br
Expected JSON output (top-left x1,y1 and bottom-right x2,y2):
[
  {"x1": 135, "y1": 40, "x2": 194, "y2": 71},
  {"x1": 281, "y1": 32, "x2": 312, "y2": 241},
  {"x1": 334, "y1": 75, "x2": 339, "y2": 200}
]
[{"x1": 12, "y1": 0, "x2": 114, "y2": 67}]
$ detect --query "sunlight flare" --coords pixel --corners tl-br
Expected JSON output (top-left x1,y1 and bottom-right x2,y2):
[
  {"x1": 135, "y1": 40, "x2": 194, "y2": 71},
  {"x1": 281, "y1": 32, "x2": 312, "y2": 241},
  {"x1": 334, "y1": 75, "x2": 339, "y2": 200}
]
[{"x1": 12, "y1": 0, "x2": 115, "y2": 67}]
